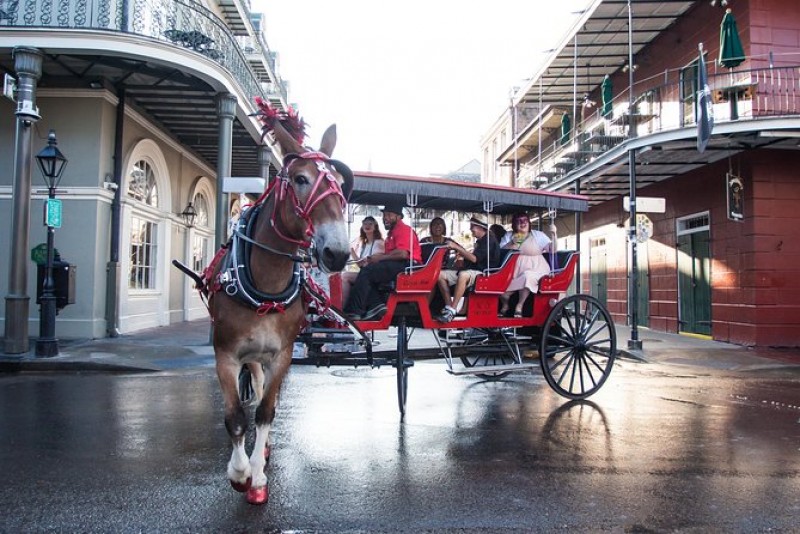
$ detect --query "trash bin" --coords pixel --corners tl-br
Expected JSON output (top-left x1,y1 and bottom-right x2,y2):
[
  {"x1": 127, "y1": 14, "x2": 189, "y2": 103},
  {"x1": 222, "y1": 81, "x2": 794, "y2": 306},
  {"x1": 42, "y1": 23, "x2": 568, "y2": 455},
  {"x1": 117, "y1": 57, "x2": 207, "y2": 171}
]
[{"x1": 36, "y1": 261, "x2": 76, "y2": 311}]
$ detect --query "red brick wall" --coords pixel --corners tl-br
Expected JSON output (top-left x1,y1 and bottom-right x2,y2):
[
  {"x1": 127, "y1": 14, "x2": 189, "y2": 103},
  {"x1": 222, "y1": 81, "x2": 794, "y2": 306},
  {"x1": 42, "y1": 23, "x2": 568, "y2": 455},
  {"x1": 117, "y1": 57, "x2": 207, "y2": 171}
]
[{"x1": 581, "y1": 150, "x2": 800, "y2": 347}]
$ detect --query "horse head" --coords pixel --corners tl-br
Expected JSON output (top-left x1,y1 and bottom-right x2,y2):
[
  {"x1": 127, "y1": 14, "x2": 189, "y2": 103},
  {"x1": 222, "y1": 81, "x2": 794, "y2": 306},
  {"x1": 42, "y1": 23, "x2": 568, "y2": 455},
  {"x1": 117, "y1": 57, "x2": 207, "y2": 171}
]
[{"x1": 268, "y1": 113, "x2": 351, "y2": 273}]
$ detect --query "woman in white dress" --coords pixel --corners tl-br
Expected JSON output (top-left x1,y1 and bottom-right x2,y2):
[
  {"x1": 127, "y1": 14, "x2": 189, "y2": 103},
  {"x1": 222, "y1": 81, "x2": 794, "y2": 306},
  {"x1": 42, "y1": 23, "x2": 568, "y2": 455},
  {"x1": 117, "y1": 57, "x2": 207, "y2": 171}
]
[
  {"x1": 499, "y1": 213, "x2": 551, "y2": 317},
  {"x1": 341, "y1": 216, "x2": 385, "y2": 305}
]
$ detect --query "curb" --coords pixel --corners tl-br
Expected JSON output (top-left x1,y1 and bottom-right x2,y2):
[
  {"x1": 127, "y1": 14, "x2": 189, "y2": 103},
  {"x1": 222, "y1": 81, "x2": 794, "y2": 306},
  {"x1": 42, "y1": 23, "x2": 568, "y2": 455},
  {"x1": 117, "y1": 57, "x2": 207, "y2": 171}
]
[{"x1": 0, "y1": 358, "x2": 160, "y2": 374}]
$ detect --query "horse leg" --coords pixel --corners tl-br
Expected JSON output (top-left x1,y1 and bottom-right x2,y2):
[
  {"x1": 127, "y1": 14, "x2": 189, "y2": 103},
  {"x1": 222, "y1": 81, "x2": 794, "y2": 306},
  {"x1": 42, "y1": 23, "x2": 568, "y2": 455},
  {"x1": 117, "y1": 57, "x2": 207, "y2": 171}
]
[
  {"x1": 247, "y1": 362, "x2": 266, "y2": 405},
  {"x1": 245, "y1": 350, "x2": 291, "y2": 505},
  {"x1": 216, "y1": 357, "x2": 252, "y2": 492}
]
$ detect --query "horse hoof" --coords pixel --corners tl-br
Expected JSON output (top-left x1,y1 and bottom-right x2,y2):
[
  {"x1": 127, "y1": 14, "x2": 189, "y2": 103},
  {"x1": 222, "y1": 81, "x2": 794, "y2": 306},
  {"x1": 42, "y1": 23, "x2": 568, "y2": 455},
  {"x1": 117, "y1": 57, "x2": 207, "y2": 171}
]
[
  {"x1": 230, "y1": 477, "x2": 251, "y2": 493},
  {"x1": 246, "y1": 485, "x2": 269, "y2": 505}
]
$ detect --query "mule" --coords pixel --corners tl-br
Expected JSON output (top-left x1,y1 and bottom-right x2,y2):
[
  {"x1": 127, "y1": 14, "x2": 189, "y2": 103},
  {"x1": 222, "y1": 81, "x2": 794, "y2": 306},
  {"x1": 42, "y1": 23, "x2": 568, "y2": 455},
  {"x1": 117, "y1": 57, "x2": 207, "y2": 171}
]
[{"x1": 201, "y1": 101, "x2": 350, "y2": 504}]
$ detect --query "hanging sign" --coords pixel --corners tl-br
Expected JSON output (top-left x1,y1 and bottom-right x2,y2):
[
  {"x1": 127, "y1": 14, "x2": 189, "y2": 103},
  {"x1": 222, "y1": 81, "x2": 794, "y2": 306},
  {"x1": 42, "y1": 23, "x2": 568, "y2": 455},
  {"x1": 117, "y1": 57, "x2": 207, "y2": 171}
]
[{"x1": 726, "y1": 173, "x2": 744, "y2": 221}]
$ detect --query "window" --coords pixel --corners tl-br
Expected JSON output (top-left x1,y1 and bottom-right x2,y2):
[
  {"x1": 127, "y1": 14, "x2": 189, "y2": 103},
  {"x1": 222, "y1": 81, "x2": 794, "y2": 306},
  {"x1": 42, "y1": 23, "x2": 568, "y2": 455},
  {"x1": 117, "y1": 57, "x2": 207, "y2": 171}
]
[
  {"x1": 677, "y1": 212, "x2": 710, "y2": 235},
  {"x1": 127, "y1": 160, "x2": 159, "y2": 206},
  {"x1": 129, "y1": 216, "x2": 157, "y2": 289},
  {"x1": 192, "y1": 235, "x2": 208, "y2": 273},
  {"x1": 193, "y1": 193, "x2": 210, "y2": 228}
]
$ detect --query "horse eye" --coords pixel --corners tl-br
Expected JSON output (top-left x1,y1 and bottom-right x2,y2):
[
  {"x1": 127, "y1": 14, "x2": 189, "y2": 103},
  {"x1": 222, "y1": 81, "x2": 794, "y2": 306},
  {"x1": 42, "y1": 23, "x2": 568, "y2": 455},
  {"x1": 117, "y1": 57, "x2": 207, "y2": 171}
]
[{"x1": 293, "y1": 174, "x2": 310, "y2": 187}]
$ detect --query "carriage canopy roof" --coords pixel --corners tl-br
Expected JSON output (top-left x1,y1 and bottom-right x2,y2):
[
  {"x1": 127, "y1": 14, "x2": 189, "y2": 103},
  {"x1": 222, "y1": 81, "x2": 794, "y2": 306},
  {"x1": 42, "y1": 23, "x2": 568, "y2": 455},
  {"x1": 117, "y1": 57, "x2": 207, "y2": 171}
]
[{"x1": 350, "y1": 172, "x2": 589, "y2": 215}]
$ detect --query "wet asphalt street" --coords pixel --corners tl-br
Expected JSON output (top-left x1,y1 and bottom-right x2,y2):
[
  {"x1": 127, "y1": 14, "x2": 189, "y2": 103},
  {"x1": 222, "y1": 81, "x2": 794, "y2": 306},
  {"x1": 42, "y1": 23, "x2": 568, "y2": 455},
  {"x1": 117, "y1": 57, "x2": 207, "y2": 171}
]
[{"x1": 1, "y1": 356, "x2": 799, "y2": 533}]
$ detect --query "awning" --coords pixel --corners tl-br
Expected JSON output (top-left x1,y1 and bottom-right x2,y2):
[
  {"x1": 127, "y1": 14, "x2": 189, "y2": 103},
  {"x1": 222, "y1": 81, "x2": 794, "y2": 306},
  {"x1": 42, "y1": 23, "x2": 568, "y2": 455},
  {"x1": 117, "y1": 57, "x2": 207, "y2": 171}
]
[{"x1": 350, "y1": 172, "x2": 589, "y2": 214}]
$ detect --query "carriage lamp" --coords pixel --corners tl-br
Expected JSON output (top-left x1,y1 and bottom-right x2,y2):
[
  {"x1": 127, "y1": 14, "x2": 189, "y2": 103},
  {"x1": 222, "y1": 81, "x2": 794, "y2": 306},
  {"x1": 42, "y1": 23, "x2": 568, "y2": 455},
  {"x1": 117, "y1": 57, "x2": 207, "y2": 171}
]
[
  {"x1": 181, "y1": 201, "x2": 198, "y2": 228},
  {"x1": 34, "y1": 130, "x2": 68, "y2": 358}
]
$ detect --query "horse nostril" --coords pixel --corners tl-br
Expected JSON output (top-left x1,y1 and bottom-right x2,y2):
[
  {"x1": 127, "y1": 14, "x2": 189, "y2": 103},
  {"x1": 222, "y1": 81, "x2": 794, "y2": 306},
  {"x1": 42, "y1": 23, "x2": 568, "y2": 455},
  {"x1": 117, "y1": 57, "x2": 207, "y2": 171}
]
[{"x1": 322, "y1": 247, "x2": 349, "y2": 271}]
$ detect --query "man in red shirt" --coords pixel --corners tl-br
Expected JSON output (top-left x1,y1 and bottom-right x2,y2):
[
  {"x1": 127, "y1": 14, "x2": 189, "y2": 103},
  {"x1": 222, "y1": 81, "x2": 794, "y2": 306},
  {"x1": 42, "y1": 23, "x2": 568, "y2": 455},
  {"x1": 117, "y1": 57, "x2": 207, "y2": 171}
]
[{"x1": 343, "y1": 201, "x2": 421, "y2": 321}]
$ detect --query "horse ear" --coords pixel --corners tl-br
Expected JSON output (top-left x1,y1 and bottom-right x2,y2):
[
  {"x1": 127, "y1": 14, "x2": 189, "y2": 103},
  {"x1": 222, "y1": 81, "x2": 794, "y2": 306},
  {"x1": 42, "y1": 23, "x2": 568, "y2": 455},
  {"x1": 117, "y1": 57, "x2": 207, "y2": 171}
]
[
  {"x1": 319, "y1": 124, "x2": 337, "y2": 157},
  {"x1": 270, "y1": 120, "x2": 304, "y2": 157}
]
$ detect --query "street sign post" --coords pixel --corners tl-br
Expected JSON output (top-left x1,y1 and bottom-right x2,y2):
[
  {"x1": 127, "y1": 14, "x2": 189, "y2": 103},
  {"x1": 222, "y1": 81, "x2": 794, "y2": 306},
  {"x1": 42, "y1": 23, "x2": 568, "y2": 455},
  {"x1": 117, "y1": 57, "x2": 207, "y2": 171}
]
[
  {"x1": 624, "y1": 196, "x2": 665, "y2": 213},
  {"x1": 44, "y1": 198, "x2": 62, "y2": 228}
]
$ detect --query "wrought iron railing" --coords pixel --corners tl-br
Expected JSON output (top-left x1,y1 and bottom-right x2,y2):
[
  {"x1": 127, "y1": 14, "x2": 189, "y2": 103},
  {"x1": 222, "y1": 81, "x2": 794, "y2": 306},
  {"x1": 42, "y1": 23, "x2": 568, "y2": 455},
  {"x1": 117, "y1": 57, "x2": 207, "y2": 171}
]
[
  {"x1": 0, "y1": 0, "x2": 288, "y2": 106},
  {"x1": 521, "y1": 64, "x2": 800, "y2": 188}
]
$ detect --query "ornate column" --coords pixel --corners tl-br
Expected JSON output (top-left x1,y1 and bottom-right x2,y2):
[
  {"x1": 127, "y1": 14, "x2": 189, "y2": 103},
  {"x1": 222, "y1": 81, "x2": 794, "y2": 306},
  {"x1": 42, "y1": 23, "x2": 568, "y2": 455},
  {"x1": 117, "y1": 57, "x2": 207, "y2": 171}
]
[
  {"x1": 215, "y1": 93, "x2": 236, "y2": 250},
  {"x1": 4, "y1": 47, "x2": 43, "y2": 354}
]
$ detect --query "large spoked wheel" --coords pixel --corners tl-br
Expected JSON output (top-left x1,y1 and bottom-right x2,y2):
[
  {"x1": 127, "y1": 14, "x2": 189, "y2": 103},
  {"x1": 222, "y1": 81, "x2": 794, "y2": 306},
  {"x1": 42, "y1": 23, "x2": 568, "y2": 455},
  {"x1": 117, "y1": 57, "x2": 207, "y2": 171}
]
[
  {"x1": 394, "y1": 319, "x2": 410, "y2": 418},
  {"x1": 539, "y1": 294, "x2": 616, "y2": 399}
]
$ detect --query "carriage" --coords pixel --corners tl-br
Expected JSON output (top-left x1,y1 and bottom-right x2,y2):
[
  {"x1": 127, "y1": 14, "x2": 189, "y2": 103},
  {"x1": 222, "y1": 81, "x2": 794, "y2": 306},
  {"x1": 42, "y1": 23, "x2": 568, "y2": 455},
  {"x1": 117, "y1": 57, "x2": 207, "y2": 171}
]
[
  {"x1": 298, "y1": 172, "x2": 618, "y2": 417},
  {"x1": 175, "y1": 100, "x2": 616, "y2": 504}
]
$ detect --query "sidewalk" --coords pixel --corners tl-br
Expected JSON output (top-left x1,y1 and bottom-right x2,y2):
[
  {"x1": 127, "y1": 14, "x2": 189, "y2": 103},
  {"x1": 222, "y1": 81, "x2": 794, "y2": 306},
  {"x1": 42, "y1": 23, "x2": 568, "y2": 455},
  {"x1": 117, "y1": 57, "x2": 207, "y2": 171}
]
[{"x1": 1, "y1": 319, "x2": 799, "y2": 374}]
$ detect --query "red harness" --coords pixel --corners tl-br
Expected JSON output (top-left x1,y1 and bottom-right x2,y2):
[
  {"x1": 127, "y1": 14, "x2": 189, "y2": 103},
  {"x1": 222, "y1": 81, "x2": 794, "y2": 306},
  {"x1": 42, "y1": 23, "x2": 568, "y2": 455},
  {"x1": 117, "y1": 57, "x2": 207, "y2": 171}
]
[{"x1": 198, "y1": 151, "x2": 349, "y2": 319}]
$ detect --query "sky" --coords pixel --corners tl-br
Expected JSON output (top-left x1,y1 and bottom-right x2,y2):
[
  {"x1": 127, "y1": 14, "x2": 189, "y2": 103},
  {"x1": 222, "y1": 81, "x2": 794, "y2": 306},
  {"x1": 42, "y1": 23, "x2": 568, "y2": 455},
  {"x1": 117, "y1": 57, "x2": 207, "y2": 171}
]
[{"x1": 254, "y1": 1, "x2": 592, "y2": 177}]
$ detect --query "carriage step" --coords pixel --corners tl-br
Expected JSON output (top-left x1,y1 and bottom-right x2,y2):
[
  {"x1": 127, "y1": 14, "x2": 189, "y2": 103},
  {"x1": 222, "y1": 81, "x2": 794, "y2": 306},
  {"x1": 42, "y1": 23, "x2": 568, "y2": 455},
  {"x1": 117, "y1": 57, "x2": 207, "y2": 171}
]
[{"x1": 447, "y1": 362, "x2": 538, "y2": 376}]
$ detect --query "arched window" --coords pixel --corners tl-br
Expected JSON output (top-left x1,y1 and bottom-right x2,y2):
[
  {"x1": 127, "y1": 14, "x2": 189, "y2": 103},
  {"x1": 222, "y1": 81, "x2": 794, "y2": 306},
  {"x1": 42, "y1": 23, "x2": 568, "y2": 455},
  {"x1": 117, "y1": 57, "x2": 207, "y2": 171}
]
[
  {"x1": 193, "y1": 192, "x2": 210, "y2": 229},
  {"x1": 127, "y1": 159, "x2": 159, "y2": 206}
]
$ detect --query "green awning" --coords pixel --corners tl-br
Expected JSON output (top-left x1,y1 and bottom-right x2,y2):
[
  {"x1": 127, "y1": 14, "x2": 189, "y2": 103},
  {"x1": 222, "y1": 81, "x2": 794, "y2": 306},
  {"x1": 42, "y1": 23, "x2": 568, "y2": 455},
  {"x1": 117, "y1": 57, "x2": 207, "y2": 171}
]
[
  {"x1": 601, "y1": 75, "x2": 613, "y2": 118},
  {"x1": 719, "y1": 8, "x2": 745, "y2": 68}
]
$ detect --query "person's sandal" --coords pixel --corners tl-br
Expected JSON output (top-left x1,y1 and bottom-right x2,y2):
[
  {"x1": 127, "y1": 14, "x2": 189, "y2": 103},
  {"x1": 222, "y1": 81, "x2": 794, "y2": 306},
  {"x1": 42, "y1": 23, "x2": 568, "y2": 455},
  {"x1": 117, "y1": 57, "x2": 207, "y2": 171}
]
[{"x1": 513, "y1": 310, "x2": 523, "y2": 318}]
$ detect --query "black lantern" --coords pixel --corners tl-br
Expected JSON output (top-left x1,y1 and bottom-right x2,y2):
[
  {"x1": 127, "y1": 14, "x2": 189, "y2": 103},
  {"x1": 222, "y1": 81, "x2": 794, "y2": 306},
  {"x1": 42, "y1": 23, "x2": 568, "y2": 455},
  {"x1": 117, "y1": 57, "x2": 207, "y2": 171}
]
[
  {"x1": 181, "y1": 202, "x2": 197, "y2": 228},
  {"x1": 35, "y1": 130, "x2": 68, "y2": 191},
  {"x1": 34, "y1": 129, "x2": 68, "y2": 358}
]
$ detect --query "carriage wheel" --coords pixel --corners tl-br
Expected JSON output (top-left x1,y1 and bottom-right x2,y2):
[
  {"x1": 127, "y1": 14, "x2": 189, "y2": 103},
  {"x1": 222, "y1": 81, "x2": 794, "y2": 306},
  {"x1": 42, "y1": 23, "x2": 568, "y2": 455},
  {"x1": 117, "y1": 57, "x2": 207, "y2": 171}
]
[
  {"x1": 459, "y1": 346, "x2": 514, "y2": 380},
  {"x1": 395, "y1": 319, "x2": 410, "y2": 418},
  {"x1": 539, "y1": 294, "x2": 616, "y2": 399}
]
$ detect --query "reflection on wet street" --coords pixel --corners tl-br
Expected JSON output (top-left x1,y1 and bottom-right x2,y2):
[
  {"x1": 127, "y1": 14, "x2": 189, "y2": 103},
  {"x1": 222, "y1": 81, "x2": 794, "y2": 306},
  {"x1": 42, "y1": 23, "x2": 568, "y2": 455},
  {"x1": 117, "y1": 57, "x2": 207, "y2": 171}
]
[{"x1": 1, "y1": 358, "x2": 798, "y2": 531}]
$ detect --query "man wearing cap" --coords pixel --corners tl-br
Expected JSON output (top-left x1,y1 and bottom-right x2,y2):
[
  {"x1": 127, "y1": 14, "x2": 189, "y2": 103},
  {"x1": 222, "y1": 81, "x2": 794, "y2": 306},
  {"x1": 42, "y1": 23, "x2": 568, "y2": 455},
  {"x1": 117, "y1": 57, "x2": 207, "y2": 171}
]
[
  {"x1": 343, "y1": 200, "x2": 422, "y2": 321},
  {"x1": 434, "y1": 214, "x2": 500, "y2": 323}
]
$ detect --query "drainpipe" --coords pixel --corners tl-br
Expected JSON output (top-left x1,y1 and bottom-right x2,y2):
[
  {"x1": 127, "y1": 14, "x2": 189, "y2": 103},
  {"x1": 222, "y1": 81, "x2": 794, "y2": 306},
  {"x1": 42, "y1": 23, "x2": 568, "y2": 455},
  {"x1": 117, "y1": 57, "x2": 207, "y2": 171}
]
[{"x1": 106, "y1": 87, "x2": 125, "y2": 337}]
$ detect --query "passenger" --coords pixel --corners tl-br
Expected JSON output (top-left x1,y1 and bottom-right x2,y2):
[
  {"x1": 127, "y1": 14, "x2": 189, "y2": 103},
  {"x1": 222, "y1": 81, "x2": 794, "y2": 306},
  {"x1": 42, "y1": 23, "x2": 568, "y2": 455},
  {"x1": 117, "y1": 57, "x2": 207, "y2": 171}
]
[
  {"x1": 341, "y1": 216, "x2": 385, "y2": 306},
  {"x1": 420, "y1": 216, "x2": 456, "y2": 267},
  {"x1": 343, "y1": 201, "x2": 421, "y2": 322},
  {"x1": 434, "y1": 215, "x2": 500, "y2": 323},
  {"x1": 499, "y1": 212, "x2": 552, "y2": 318},
  {"x1": 490, "y1": 223, "x2": 507, "y2": 244}
]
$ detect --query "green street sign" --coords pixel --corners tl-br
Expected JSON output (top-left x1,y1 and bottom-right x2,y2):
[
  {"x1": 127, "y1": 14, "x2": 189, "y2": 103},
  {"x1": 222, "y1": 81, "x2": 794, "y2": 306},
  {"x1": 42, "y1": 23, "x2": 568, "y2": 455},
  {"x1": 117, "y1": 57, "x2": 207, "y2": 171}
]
[{"x1": 44, "y1": 198, "x2": 62, "y2": 228}]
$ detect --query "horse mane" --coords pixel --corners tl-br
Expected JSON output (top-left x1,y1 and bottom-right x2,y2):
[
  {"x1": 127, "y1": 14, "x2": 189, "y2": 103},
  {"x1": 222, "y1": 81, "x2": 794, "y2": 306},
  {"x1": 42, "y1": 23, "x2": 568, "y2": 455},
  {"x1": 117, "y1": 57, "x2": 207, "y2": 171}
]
[{"x1": 254, "y1": 97, "x2": 307, "y2": 146}]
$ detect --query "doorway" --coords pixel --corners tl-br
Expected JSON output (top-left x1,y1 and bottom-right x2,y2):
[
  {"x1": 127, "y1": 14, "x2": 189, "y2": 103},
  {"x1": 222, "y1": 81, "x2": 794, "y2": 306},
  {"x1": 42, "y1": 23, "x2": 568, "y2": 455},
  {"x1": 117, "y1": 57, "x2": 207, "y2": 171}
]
[
  {"x1": 677, "y1": 212, "x2": 711, "y2": 335},
  {"x1": 590, "y1": 237, "x2": 607, "y2": 306}
]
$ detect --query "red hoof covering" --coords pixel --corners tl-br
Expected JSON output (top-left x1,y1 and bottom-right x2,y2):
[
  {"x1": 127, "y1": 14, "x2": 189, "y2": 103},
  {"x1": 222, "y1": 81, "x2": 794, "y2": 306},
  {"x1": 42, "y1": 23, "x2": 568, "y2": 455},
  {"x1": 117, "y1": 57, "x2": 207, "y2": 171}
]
[
  {"x1": 230, "y1": 477, "x2": 251, "y2": 493},
  {"x1": 246, "y1": 485, "x2": 269, "y2": 505}
]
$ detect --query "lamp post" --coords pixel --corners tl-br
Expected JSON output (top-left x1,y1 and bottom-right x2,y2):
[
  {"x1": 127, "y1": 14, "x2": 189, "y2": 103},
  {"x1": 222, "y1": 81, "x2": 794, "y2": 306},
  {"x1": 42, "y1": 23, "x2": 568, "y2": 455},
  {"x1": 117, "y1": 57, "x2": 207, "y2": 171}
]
[{"x1": 34, "y1": 130, "x2": 68, "y2": 357}]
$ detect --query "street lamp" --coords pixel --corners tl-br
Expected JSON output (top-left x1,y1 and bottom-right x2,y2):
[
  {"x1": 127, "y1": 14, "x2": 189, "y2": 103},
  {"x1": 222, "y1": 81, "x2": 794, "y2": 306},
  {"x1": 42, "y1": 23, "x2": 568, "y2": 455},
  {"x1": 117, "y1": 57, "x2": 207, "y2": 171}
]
[
  {"x1": 181, "y1": 201, "x2": 197, "y2": 228},
  {"x1": 34, "y1": 130, "x2": 67, "y2": 357}
]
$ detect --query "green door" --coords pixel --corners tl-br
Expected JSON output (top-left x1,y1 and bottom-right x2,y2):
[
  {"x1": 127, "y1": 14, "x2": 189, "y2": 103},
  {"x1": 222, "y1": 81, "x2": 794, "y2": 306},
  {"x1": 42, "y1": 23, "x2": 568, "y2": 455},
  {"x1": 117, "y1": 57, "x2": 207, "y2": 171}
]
[
  {"x1": 590, "y1": 239, "x2": 607, "y2": 306},
  {"x1": 636, "y1": 242, "x2": 649, "y2": 327},
  {"x1": 677, "y1": 231, "x2": 711, "y2": 335}
]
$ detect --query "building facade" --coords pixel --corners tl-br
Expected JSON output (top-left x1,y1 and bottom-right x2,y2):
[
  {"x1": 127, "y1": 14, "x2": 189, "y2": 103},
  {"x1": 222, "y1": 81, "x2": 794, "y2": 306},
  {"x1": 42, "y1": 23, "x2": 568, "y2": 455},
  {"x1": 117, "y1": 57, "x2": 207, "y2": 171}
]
[
  {"x1": 0, "y1": 0, "x2": 289, "y2": 345},
  {"x1": 484, "y1": 0, "x2": 800, "y2": 347}
]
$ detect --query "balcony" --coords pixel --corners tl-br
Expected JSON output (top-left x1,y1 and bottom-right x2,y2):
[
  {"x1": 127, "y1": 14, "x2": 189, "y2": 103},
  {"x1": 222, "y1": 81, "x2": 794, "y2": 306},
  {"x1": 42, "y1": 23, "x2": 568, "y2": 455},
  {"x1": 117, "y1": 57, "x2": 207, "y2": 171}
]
[
  {"x1": 0, "y1": 0, "x2": 287, "y2": 107},
  {"x1": 517, "y1": 65, "x2": 800, "y2": 192},
  {"x1": 0, "y1": 0, "x2": 292, "y2": 176}
]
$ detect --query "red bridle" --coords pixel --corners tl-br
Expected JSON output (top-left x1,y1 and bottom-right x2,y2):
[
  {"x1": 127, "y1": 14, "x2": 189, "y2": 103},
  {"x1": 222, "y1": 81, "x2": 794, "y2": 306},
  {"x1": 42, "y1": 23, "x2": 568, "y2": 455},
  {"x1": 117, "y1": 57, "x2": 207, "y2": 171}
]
[{"x1": 257, "y1": 151, "x2": 349, "y2": 248}]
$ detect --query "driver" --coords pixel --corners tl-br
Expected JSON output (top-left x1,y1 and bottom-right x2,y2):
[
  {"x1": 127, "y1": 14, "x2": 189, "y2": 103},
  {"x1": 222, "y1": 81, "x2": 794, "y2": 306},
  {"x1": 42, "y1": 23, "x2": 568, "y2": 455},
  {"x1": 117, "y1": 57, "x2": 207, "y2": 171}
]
[{"x1": 343, "y1": 201, "x2": 421, "y2": 321}]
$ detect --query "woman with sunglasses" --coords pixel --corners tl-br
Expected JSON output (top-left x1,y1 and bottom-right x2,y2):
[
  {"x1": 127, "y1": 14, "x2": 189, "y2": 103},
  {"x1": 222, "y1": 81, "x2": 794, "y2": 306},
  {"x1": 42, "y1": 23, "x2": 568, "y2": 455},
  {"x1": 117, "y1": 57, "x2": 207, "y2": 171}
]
[
  {"x1": 498, "y1": 212, "x2": 552, "y2": 317},
  {"x1": 341, "y1": 216, "x2": 385, "y2": 305}
]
